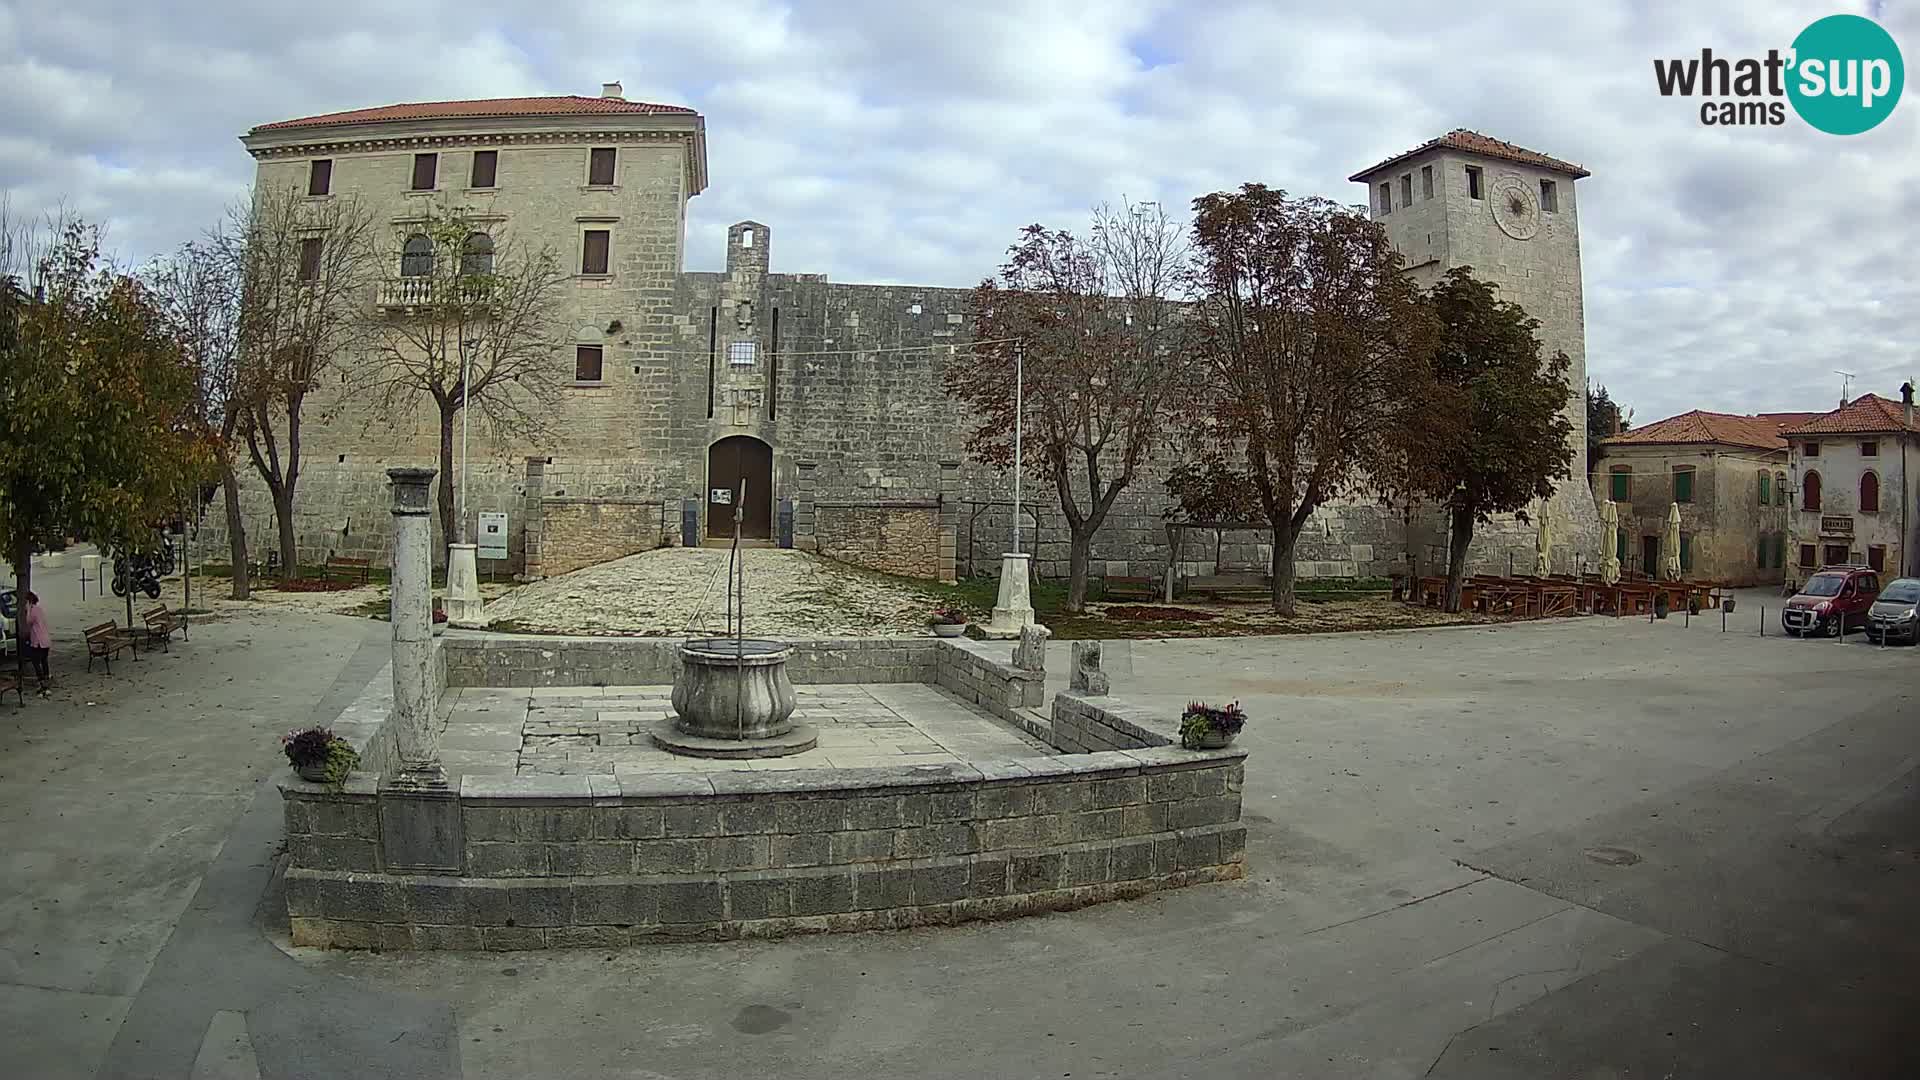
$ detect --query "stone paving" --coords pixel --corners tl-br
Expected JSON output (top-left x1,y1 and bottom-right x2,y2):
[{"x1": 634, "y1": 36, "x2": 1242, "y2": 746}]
[{"x1": 435, "y1": 682, "x2": 1053, "y2": 778}]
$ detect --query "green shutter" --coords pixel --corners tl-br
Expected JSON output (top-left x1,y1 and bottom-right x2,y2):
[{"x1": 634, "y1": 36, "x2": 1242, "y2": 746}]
[
  {"x1": 1758, "y1": 536, "x2": 1767, "y2": 569},
  {"x1": 1674, "y1": 469, "x2": 1694, "y2": 503},
  {"x1": 1616, "y1": 531, "x2": 1628, "y2": 561},
  {"x1": 1610, "y1": 472, "x2": 1629, "y2": 501},
  {"x1": 1759, "y1": 472, "x2": 1771, "y2": 504},
  {"x1": 1680, "y1": 534, "x2": 1693, "y2": 571}
]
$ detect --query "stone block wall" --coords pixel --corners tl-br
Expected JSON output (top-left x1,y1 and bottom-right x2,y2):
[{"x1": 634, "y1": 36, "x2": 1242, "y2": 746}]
[
  {"x1": 814, "y1": 502, "x2": 946, "y2": 580},
  {"x1": 1049, "y1": 693, "x2": 1172, "y2": 753},
  {"x1": 539, "y1": 497, "x2": 671, "y2": 576},
  {"x1": 442, "y1": 636, "x2": 942, "y2": 688},
  {"x1": 932, "y1": 639, "x2": 1046, "y2": 728}
]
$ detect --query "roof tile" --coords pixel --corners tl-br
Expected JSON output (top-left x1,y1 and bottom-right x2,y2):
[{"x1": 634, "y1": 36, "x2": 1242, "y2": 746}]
[
  {"x1": 1780, "y1": 394, "x2": 1920, "y2": 436},
  {"x1": 254, "y1": 95, "x2": 696, "y2": 133},
  {"x1": 1349, "y1": 129, "x2": 1590, "y2": 182},
  {"x1": 1602, "y1": 409, "x2": 1815, "y2": 451}
]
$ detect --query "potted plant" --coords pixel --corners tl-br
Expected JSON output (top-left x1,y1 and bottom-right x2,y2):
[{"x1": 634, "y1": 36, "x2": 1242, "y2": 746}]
[
  {"x1": 432, "y1": 606, "x2": 448, "y2": 636},
  {"x1": 1180, "y1": 700, "x2": 1247, "y2": 750},
  {"x1": 282, "y1": 726, "x2": 360, "y2": 784},
  {"x1": 928, "y1": 606, "x2": 969, "y2": 638}
]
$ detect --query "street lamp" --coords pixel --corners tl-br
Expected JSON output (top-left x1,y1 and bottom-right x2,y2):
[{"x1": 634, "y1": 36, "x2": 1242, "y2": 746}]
[{"x1": 459, "y1": 335, "x2": 479, "y2": 545}]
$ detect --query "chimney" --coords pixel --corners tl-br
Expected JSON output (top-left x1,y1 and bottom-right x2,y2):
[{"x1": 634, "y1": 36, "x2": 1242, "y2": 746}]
[
  {"x1": 601, "y1": 81, "x2": 624, "y2": 100},
  {"x1": 1903, "y1": 381, "x2": 1914, "y2": 429}
]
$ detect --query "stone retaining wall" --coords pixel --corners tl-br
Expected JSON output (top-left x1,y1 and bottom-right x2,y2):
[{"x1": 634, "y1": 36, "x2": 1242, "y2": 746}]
[
  {"x1": 442, "y1": 635, "x2": 941, "y2": 688},
  {"x1": 539, "y1": 498, "x2": 671, "y2": 577},
  {"x1": 1049, "y1": 692, "x2": 1173, "y2": 753},
  {"x1": 931, "y1": 639, "x2": 1045, "y2": 727},
  {"x1": 814, "y1": 501, "x2": 947, "y2": 581}
]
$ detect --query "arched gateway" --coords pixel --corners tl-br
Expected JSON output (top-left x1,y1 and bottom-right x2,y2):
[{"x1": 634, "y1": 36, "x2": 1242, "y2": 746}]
[{"x1": 706, "y1": 435, "x2": 772, "y2": 540}]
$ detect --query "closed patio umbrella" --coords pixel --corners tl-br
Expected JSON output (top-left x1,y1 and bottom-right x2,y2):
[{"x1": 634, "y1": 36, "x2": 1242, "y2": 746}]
[
  {"x1": 1663, "y1": 502, "x2": 1683, "y2": 580},
  {"x1": 1600, "y1": 500, "x2": 1620, "y2": 586},
  {"x1": 1535, "y1": 503, "x2": 1554, "y2": 575}
]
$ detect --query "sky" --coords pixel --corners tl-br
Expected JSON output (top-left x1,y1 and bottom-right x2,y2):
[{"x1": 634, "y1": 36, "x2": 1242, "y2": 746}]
[{"x1": 2, "y1": 0, "x2": 1916, "y2": 424}]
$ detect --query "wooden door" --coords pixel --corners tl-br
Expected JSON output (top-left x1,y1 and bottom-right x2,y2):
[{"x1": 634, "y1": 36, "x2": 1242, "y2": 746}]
[
  {"x1": 1641, "y1": 535, "x2": 1659, "y2": 576},
  {"x1": 706, "y1": 436, "x2": 772, "y2": 539}
]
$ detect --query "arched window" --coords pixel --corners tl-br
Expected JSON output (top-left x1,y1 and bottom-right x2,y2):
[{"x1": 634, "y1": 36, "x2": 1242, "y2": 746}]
[
  {"x1": 1802, "y1": 470, "x2": 1822, "y2": 511},
  {"x1": 460, "y1": 232, "x2": 494, "y2": 277},
  {"x1": 401, "y1": 233, "x2": 434, "y2": 277},
  {"x1": 1860, "y1": 471, "x2": 1880, "y2": 512}
]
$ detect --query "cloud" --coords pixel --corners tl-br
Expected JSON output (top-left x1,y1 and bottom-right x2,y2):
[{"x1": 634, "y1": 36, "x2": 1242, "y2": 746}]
[{"x1": 1, "y1": 0, "x2": 1915, "y2": 420}]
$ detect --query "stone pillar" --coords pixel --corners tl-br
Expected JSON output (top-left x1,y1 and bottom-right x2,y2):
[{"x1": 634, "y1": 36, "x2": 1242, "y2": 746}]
[
  {"x1": 794, "y1": 462, "x2": 818, "y2": 552},
  {"x1": 386, "y1": 467, "x2": 445, "y2": 790},
  {"x1": 938, "y1": 462, "x2": 960, "y2": 583},
  {"x1": 445, "y1": 544, "x2": 484, "y2": 628},
  {"x1": 1012, "y1": 623, "x2": 1050, "y2": 671},
  {"x1": 982, "y1": 552, "x2": 1038, "y2": 639},
  {"x1": 521, "y1": 457, "x2": 546, "y2": 582},
  {"x1": 1070, "y1": 641, "x2": 1109, "y2": 695}
]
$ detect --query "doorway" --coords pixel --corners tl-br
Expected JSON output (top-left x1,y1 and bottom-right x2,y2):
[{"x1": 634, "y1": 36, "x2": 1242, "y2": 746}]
[
  {"x1": 1641, "y1": 535, "x2": 1660, "y2": 576},
  {"x1": 706, "y1": 436, "x2": 772, "y2": 540}
]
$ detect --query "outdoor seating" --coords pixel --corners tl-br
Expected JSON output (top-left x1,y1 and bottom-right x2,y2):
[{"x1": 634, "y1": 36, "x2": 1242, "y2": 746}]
[
  {"x1": 85, "y1": 621, "x2": 138, "y2": 673},
  {"x1": 324, "y1": 555, "x2": 373, "y2": 584}
]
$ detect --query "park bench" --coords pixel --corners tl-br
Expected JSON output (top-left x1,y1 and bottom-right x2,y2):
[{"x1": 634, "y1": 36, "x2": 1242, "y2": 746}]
[
  {"x1": 324, "y1": 555, "x2": 373, "y2": 584},
  {"x1": 0, "y1": 670, "x2": 21, "y2": 706},
  {"x1": 1181, "y1": 573, "x2": 1270, "y2": 602},
  {"x1": 1101, "y1": 575, "x2": 1159, "y2": 601},
  {"x1": 139, "y1": 604, "x2": 184, "y2": 653},
  {"x1": 85, "y1": 621, "x2": 138, "y2": 673}
]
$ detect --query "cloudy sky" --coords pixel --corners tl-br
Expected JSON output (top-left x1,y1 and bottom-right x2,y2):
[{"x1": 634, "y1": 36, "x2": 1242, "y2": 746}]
[{"x1": 3, "y1": 0, "x2": 1915, "y2": 423}]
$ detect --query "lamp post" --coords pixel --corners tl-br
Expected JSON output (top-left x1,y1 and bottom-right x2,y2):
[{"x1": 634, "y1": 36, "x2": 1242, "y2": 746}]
[
  {"x1": 1012, "y1": 338, "x2": 1023, "y2": 556},
  {"x1": 444, "y1": 335, "x2": 486, "y2": 628},
  {"x1": 459, "y1": 335, "x2": 478, "y2": 544},
  {"x1": 985, "y1": 338, "x2": 1038, "y2": 638}
]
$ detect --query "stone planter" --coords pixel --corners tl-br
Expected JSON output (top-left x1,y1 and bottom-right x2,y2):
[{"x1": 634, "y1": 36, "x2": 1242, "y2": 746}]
[
  {"x1": 1192, "y1": 728, "x2": 1236, "y2": 750},
  {"x1": 296, "y1": 763, "x2": 330, "y2": 783},
  {"x1": 931, "y1": 622, "x2": 967, "y2": 638},
  {"x1": 670, "y1": 638, "x2": 799, "y2": 740}
]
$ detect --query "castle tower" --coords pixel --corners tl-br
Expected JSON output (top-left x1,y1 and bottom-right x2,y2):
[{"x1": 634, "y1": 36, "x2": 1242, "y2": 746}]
[{"x1": 1350, "y1": 130, "x2": 1601, "y2": 571}]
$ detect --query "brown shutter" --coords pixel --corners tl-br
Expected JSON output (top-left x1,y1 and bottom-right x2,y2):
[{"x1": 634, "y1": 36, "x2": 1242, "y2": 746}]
[
  {"x1": 412, "y1": 153, "x2": 437, "y2": 191},
  {"x1": 308, "y1": 159, "x2": 332, "y2": 196},
  {"x1": 575, "y1": 346, "x2": 604, "y2": 382},
  {"x1": 470, "y1": 150, "x2": 497, "y2": 189},
  {"x1": 581, "y1": 230, "x2": 610, "y2": 275},
  {"x1": 588, "y1": 147, "x2": 616, "y2": 186}
]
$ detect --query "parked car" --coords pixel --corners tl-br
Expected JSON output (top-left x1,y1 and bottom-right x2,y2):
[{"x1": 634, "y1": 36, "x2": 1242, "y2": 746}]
[
  {"x1": 1866, "y1": 577, "x2": 1920, "y2": 644},
  {"x1": 1782, "y1": 566, "x2": 1882, "y2": 637}
]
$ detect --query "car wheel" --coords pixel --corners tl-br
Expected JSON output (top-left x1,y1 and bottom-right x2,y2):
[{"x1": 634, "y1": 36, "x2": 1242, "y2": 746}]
[{"x1": 1824, "y1": 618, "x2": 1843, "y2": 638}]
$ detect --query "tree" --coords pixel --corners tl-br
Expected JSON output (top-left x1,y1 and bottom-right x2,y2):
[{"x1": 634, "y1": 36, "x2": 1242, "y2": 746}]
[
  {"x1": 232, "y1": 184, "x2": 380, "y2": 578},
  {"x1": 146, "y1": 232, "x2": 251, "y2": 598},
  {"x1": 352, "y1": 203, "x2": 570, "y2": 558},
  {"x1": 1180, "y1": 184, "x2": 1434, "y2": 615},
  {"x1": 1396, "y1": 268, "x2": 1574, "y2": 613},
  {"x1": 947, "y1": 201, "x2": 1192, "y2": 612},
  {"x1": 1586, "y1": 381, "x2": 1628, "y2": 475}
]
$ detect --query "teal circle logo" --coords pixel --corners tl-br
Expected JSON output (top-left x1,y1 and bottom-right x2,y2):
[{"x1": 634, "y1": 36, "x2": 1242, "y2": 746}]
[{"x1": 1787, "y1": 14, "x2": 1904, "y2": 135}]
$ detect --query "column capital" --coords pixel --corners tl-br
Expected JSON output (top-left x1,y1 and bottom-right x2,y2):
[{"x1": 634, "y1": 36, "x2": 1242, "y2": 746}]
[{"x1": 388, "y1": 467, "x2": 438, "y2": 515}]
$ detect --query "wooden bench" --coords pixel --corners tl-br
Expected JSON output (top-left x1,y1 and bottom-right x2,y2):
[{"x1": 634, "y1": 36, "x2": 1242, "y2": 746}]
[
  {"x1": 324, "y1": 555, "x2": 372, "y2": 584},
  {"x1": 85, "y1": 621, "x2": 138, "y2": 673},
  {"x1": 0, "y1": 671, "x2": 20, "y2": 706},
  {"x1": 1101, "y1": 575, "x2": 1159, "y2": 601},
  {"x1": 140, "y1": 605, "x2": 184, "y2": 652},
  {"x1": 1182, "y1": 573, "x2": 1270, "y2": 602}
]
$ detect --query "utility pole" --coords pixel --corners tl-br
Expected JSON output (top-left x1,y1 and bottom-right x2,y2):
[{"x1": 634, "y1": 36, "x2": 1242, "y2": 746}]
[{"x1": 1012, "y1": 338, "x2": 1024, "y2": 557}]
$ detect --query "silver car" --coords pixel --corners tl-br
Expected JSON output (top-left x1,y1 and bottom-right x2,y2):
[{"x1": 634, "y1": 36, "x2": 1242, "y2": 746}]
[{"x1": 1866, "y1": 578, "x2": 1920, "y2": 644}]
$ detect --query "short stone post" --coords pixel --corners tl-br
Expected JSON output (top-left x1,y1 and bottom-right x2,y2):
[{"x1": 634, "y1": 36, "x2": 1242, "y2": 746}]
[
  {"x1": 520, "y1": 456, "x2": 546, "y2": 582},
  {"x1": 1070, "y1": 640, "x2": 1109, "y2": 696},
  {"x1": 1013, "y1": 623, "x2": 1050, "y2": 671},
  {"x1": 387, "y1": 467, "x2": 445, "y2": 790}
]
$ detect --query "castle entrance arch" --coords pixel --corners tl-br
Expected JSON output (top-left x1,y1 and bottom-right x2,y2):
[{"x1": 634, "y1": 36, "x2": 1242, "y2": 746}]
[{"x1": 706, "y1": 435, "x2": 773, "y2": 540}]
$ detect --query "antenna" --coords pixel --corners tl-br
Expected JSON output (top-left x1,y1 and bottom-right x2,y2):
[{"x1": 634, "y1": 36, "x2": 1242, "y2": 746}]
[{"x1": 1835, "y1": 369, "x2": 1856, "y2": 404}]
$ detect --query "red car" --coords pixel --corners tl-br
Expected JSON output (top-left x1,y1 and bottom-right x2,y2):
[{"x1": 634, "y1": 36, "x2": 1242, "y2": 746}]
[{"x1": 1782, "y1": 566, "x2": 1883, "y2": 637}]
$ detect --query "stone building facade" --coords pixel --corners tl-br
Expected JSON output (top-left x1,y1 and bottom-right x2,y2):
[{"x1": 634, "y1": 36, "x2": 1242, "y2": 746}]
[
  {"x1": 1591, "y1": 410, "x2": 1814, "y2": 587},
  {"x1": 1782, "y1": 389, "x2": 1919, "y2": 583},
  {"x1": 213, "y1": 96, "x2": 1605, "y2": 587}
]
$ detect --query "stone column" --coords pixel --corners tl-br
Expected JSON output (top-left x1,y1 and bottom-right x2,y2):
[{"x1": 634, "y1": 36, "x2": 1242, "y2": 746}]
[
  {"x1": 387, "y1": 467, "x2": 445, "y2": 790},
  {"x1": 938, "y1": 462, "x2": 960, "y2": 583},
  {"x1": 521, "y1": 457, "x2": 546, "y2": 582},
  {"x1": 794, "y1": 462, "x2": 818, "y2": 552}
]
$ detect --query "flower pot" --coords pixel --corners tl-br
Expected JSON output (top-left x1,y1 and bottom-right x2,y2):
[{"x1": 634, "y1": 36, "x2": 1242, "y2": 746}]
[
  {"x1": 931, "y1": 623, "x2": 967, "y2": 638},
  {"x1": 1193, "y1": 728, "x2": 1236, "y2": 750},
  {"x1": 296, "y1": 762, "x2": 330, "y2": 783}
]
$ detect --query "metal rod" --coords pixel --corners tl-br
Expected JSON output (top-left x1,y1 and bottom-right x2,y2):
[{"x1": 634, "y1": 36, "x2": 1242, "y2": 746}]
[
  {"x1": 459, "y1": 341, "x2": 472, "y2": 545},
  {"x1": 1013, "y1": 339, "x2": 1023, "y2": 557}
]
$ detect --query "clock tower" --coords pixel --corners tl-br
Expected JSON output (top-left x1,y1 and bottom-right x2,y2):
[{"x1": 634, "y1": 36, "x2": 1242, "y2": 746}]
[{"x1": 1350, "y1": 130, "x2": 1600, "y2": 570}]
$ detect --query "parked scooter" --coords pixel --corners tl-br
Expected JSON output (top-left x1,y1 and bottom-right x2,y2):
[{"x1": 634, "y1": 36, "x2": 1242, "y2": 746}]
[{"x1": 111, "y1": 553, "x2": 163, "y2": 599}]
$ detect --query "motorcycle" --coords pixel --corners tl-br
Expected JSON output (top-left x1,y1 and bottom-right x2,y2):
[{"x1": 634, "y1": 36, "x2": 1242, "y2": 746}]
[{"x1": 111, "y1": 553, "x2": 163, "y2": 600}]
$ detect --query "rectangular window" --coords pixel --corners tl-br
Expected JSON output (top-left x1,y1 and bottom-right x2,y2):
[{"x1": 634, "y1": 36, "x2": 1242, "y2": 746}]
[
  {"x1": 1465, "y1": 165, "x2": 1483, "y2": 200},
  {"x1": 1421, "y1": 165, "x2": 1434, "y2": 199},
  {"x1": 1868, "y1": 545, "x2": 1886, "y2": 572},
  {"x1": 1759, "y1": 472, "x2": 1771, "y2": 504},
  {"x1": 1824, "y1": 544, "x2": 1850, "y2": 567},
  {"x1": 1800, "y1": 543, "x2": 1818, "y2": 568},
  {"x1": 1400, "y1": 174, "x2": 1412, "y2": 207},
  {"x1": 1679, "y1": 533, "x2": 1693, "y2": 572},
  {"x1": 728, "y1": 341, "x2": 756, "y2": 366},
  {"x1": 307, "y1": 159, "x2": 332, "y2": 196},
  {"x1": 411, "y1": 153, "x2": 437, "y2": 191},
  {"x1": 297, "y1": 237, "x2": 322, "y2": 282},
  {"x1": 470, "y1": 150, "x2": 498, "y2": 189},
  {"x1": 1672, "y1": 466, "x2": 1694, "y2": 504},
  {"x1": 575, "y1": 345, "x2": 604, "y2": 382},
  {"x1": 588, "y1": 147, "x2": 617, "y2": 186},
  {"x1": 1860, "y1": 440, "x2": 1878, "y2": 457},
  {"x1": 581, "y1": 230, "x2": 610, "y2": 275},
  {"x1": 1773, "y1": 534, "x2": 1784, "y2": 568},
  {"x1": 1378, "y1": 182, "x2": 1392, "y2": 214},
  {"x1": 1803, "y1": 441, "x2": 1820, "y2": 457},
  {"x1": 1757, "y1": 536, "x2": 1768, "y2": 569},
  {"x1": 1609, "y1": 468, "x2": 1630, "y2": 501},
  {"x1": 1539, "y1": 179, "x2": 1558, "y2": 212}
]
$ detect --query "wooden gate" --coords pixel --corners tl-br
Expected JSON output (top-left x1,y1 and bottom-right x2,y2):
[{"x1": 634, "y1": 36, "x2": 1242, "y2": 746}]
[{"x1": 706, "y1": 436, "x2": 772, "y2": 540}]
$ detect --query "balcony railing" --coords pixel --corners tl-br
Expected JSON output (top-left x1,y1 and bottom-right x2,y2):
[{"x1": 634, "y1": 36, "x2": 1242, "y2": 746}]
[{"x1": 375, "y1": 278, "x2": 494, "y2": 311}]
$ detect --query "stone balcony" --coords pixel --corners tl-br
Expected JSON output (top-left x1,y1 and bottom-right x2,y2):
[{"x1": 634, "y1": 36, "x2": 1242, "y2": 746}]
[{"x1": 374, "y1": 278, "x2": 494, "y2": 312}]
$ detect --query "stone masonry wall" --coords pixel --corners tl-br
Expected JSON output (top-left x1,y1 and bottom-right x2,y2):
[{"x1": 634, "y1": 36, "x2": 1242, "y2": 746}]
[
  {"x1": 442, "y1": 636, "x2": 942, "y2": 689},
  {"x1": 540, "y1": 498, "x2": 671, "y2": 577},
  {"x1": 814, "y1": 502, "x2": 944, "y2": 580}
]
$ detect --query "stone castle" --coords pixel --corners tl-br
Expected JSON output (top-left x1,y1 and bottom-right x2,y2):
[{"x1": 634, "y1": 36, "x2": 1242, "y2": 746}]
[{"x1": 217, "y1": 85, "x2": 1599, "y2": 585}]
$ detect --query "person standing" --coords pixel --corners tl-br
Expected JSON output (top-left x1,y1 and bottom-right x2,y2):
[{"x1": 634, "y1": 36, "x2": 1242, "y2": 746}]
[{"x1": 22, "y1": 591, "x2": 51, "y2": 696}]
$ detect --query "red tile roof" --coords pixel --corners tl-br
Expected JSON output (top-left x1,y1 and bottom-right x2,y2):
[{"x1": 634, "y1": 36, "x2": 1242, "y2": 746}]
[
  {"x1": 1780, "y1": 394, "x2": 1920, "y2": 436},
  {"x1": 1349, "y1": 129, "x2": 1591, "y2": 182},
  {"x1": 254, "y1": 95, "x2": 697, "y2": 132},
  {"x1": 1602, "y1": 410, "x2": 1816, "y2": 451}
]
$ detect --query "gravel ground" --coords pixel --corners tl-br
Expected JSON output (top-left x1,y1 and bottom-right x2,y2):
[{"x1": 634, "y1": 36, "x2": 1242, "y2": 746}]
[{"x1": 483, "y1": 548, "x2": 941, "y2": 637}]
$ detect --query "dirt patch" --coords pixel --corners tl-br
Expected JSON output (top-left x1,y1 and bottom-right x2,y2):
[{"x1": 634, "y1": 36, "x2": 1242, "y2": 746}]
[
  {"x1": 272, "y1": 578, "x2": 360, "y2": 593},
  {"x1": 1102, "y1": 605, "x2": 1221, "y2": 622}
]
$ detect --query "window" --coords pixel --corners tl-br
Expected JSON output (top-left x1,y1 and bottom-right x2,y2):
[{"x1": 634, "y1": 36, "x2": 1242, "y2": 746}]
[
  {"x1": 1758, "y1": 470, "x2": 1771, "y2": 505},
  {"x1": 1824, "y1": 544, "x2": 1850, "y2": 567},
  {"x1": 1800, "y1": 543, "x2": 1818, "y2": 568},
  {"x1": 400, "y1": 233, "x2": 433, "y2": 277},
  {"x1": 460, "y1": 232, "x2": 493, "y2": 277},
  {"x1": 1609, "y1": 466, "x2": 1630, "y2": 501},
  {"x1": 297, "y1": 237, "x2": 322, "y2": 282},
  {"x1": 1421, "y1": 165, "x2": 1434, "y2": 199},
  {"x1": 1773, "y1": 533, "x2": 1784, "y2": 568},
  {"x1": 1378, "y1": 182, "x2": 1392, "y2": 214},
  {"x1": 1465, "y1": 165, "x2": 1483, "y2": 200},
  {"x1": 1400, "y1": 174, "x2": 1412, "y2": 207},
  {"x1": 1757, "y1": 535, "x2": 1768, "y2": 570},
  {"x1": 581, "y1": 230, "x2": 610, "y2": 275},
  {"x1": 1860, "y1": 471, "x2": 1880, "y2": 512},
  {"x1": 1802, "y1": 469, "x2": 1822, "y2": 511},
  {"x1": 588, "y1": 147, "x2": 616, "y2": 186},
  {"x1": 740, "y1": 228, "x2": 754, "y2": 248},
  {"x1": 1803, "y1": 441, "x2": 1820, "y2": 457},
  {"x1": 1775, "y1": 472, "x2": 1788, "y2": 507},
  {"x1": 1868, "y1": 545, "x2": 1887, "y2": 572},
  {"x1": 307, "y1": 159, "x2": 332, "y2": 196},
  {"x1": 1539, "y1": 179, "x2": 1558, "y2": 212},
  {"x1": 575, "y1": 345, "x2": 604, "y2": 382},
  {"x1": 1616, "y1": 530, "x2": 1628, "y2": 562},
  {"x1": 1672, "y1": 466, "x2": 1694, "y2": 504},
  {"x1": 470, "y1": 150, "x2": 498, "y2": 189},
  {"x1": 1860, "y1": 439, "x2": 1878, "y2": 457},
  {"x1": 411, "y1": 153, "x2": 437, "y2": 191},
  {"x1": 728, "y1": 341, "x2": 756, "y2": 366},
  {"x1": 1679, "y1": 533, "x2": 1693, "y2": 571}
]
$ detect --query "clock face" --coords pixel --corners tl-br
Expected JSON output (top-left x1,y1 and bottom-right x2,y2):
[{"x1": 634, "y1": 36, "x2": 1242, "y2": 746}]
[{"x1": 1490, "y1": 175, "x2": 1541, "y2": 241}]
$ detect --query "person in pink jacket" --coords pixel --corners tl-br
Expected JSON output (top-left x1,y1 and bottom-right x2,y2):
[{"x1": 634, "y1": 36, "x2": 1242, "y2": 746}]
[{"x1": 22, "y1": 591, "x2": 51, "y2": 696}]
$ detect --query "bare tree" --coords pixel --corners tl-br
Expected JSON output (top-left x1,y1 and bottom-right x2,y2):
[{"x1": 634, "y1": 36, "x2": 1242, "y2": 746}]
[
  {"x1": 231, "y1": 184, "x2": 380, "y2": 578},
  {"x1": 946, "y1": 201, "x2": 1192, "y2": 612},
  {"x1": 351, "y1": 203, "x2": 570, "y2": 558}
]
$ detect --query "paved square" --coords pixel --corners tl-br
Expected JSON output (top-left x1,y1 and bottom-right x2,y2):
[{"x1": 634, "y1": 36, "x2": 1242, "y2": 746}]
[{"x1": 434, "y1": 683, "x2": 1054, "y2": 778}]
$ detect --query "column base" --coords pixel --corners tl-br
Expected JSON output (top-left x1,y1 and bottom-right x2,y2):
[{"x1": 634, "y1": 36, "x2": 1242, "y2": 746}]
[
  {"x1": 980, "y1": 552, "x2": 1039, "y2": 639},
  {"x1": 445, "y1": 543, "x2": 487, "y2": 628}
]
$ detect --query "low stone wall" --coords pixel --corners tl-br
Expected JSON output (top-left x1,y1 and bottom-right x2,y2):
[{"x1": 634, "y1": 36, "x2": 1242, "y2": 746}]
[
  {"x1": 1049, "y1": 692, "x2": 1173, "y2": 753},
  {"x1": 442, "y1": 636, "x2": 941, "y2": 688},
  {"x1": 539, "y1": 498, "x2": 669, "y2": 577},
  {"x1": 932, "y1": 639, "x2": 1045, "y2": 728},
  {"x1": 815, "y1": 501, "x2": 948, "y2": 581}
]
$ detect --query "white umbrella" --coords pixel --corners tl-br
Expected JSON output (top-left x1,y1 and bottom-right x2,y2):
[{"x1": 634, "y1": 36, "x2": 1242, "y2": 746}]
[
  {"x1": 1662, "y1": 502, "x2": 1683, "y2": 580},
  {"x1": 1600, "y1": 501, "x2": 1620, "y2": 586},
  {"x1": 1534, "y1": 502, "x2": 1554, "y2": 575}
]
